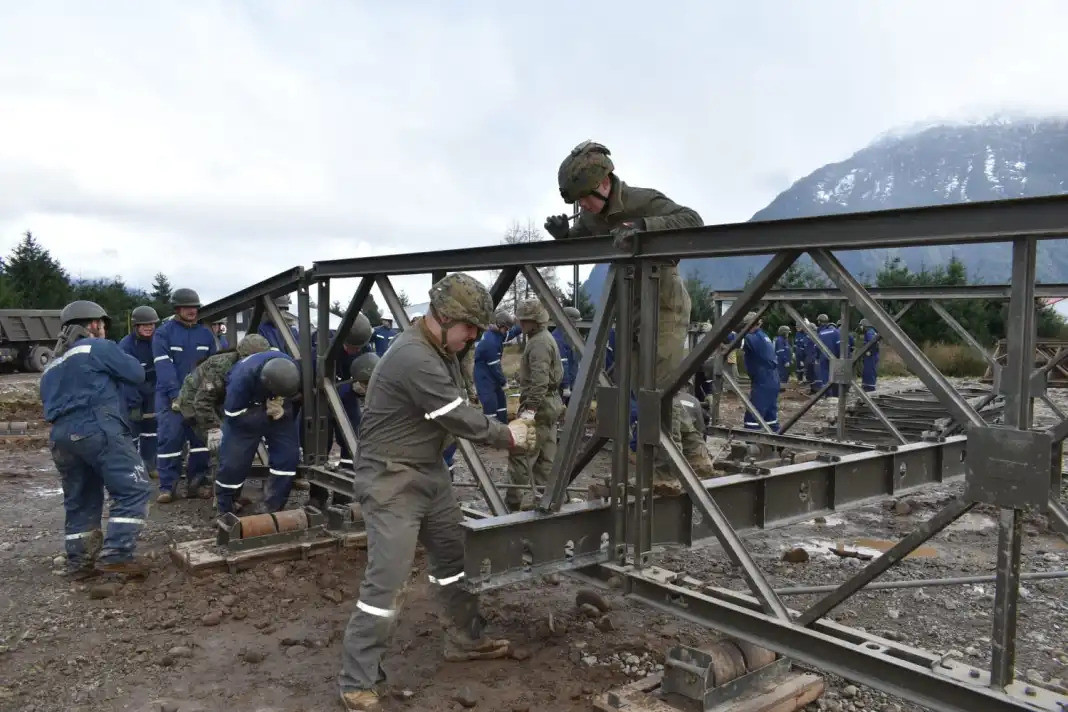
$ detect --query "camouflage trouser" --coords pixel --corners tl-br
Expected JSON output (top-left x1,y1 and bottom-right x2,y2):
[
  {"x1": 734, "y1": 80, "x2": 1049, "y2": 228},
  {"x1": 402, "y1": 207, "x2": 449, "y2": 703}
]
[
  {"x1": 461, "y1": 348, "x2": 477, "y2": 401},
  {"x1": 678, "y1": 410, "x2": 715, "y2": 477},
  {"x1": 629, "y1": 266, "x2": 693, "y2": 481},
  {"x1": 505, "y1": 420, "x2": 557, "y2": 509}
]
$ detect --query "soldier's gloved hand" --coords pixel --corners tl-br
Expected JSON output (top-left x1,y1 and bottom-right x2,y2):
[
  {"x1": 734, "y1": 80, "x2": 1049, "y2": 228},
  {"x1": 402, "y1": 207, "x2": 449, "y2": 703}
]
[
  {"x1": 354, "y1": 382, "x2": 367, "y2": 396},
  {"x1": 507, "y1": 419, "x2": 537, "y2": 451},
  {"x1": 265, "y1": 397, "x2": 285, "y2": 420},
  {"x1": 129, "y1": 407, "x2": 142, "y2": 423},
  {"x1": 519, "y1": 409, "x2": 536, "y2": 422},
  {"x1": 544, "y1": 214, "x2": 570, "y2": 239},
  {"x1": 562, "y1": 388, "x2": 571, "y2": 399},
  {"x1": 611, "y1": 218, "x2": 645, "y2": 253},
  {"x1": 206, "y1": 428, "x2": 223, "y2": 451},
  {"x1": 170, "y1": 400, "x2": 181, "y2": 413}
]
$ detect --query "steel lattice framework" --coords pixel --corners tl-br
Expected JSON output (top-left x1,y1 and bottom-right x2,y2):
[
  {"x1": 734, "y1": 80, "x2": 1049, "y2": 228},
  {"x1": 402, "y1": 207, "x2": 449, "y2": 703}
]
[{"x1": 200, "y1": 194, "x2": 1068, "y2": 712}]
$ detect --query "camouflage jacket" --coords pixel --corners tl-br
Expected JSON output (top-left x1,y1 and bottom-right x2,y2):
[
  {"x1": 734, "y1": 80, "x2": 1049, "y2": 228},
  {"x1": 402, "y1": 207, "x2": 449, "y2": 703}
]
[
  {"x1": 518, "y1": 326, "x2": 564, "y2": 422},
  {"x1": 564, "y1": 175, "x2": 702, "y2": 249},
  {"x1": 176, "y1": 352, "x2": 241, "y2": 433}
]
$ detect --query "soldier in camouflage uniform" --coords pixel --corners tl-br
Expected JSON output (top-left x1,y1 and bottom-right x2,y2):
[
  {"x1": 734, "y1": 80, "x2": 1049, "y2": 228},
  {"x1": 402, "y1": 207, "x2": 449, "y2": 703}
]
[
  {"x1": 545, "y1": 141, "x2": 704, "y2": 492},
  {"x1": 338, "y1": 273, "x2": 537, "y2": 712},
  {"x1": 174, "y1": 334, "x2": 271, "y2": 498},
  {"x1": 460, "y1": 345, "x2": 477, "y2": 403},
  {"x1": 676, "y1": 392, "x2": 716, "y2": 476},
  {"x1": 506, "y1": 298, "x2": 564, "y2": 511}
]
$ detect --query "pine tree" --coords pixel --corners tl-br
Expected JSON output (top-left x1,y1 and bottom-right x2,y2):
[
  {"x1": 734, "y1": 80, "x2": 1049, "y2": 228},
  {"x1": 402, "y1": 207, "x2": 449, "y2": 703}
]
[
  {"x1": 150, "y1": 272, "x2": 172, "y2": 304},
  {"x1": 5, "y1": 232, "x2": 71, "y2": 308}
]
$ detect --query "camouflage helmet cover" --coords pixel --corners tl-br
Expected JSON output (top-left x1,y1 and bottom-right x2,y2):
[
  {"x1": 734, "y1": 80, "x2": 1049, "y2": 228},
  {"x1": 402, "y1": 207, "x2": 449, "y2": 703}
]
[
  {"x1": 778, "y1": 325, "x2": 790, "y2": 335},
  {"x1": 131, "y1": 305, "x2": 159, "y2": 325},
  {"x1": 562, "y1": 306, "x2": 581, "y2": 321},
  {"x1": 516, "y1": 298, "x2": 550, "y2": 324},
  {"x1": 817, "y1": 313, "x2": 829, "y2": 325},
  {"x1": 60, "y1": 300, "x2": 110, "y2": 326},
  {"x1": 428, "y1": 273, "x2": 494, "y2": 328},
  {"x1": 558, "y1": 140, "x2": 614, "y2": 204},
  {"x1": 349, "y1": 352, "x2": 380, "y2": 384},
  {"x1": 236, "y1": 334, "x2": 271, "y2": 358}
]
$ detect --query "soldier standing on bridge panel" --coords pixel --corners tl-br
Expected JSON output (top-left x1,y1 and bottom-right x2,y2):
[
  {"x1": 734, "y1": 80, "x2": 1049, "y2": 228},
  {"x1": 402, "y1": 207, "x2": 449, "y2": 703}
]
[
  {"x1": 337, "y1": 274, "x2": 537, "y2": 711},
  {"x1": 545, "y1": 140, "x2": 704, "y2": 492}
]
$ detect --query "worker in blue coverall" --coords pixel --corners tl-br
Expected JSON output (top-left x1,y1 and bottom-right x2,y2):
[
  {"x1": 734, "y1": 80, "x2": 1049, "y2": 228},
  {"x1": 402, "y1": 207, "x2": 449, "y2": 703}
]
[
  {"x1": 474, "y1": 310, "x2": 513, "y2": 423},
  {"x1": 741, "y1": 312, "x2": 780, "y2": 431},
  {"x1": 814, "y1": 314, "x2": 842, "y2": 397},
  {"x1": 153, "y1": 288, "x2": 217, "y2": 503},
  {"x1": 210, "y1": 318, "x2": 229, "y2": 350},
  {"x1": 794, "y1": 326, "x2": 809, "y2": 384},
  {"x1": 859, "y1": 319, "x2": 879, "y2": 391},
  {"x1": 259, "y1": 295, "x2": 300, "y2": 352},
  {"x1": 552, "y1": 306, "x2": 581, "y2": 404},
  {"x1": 803, "y1": 320, "x2": 818, "y2": 389},
  {"x1": 214, "y1": 351, "x2": 303, "y2": 514},
  {"x1": 774, "y1": 325, "x2": 792, "y2": 389},
  {"x1": 119, "y1": 305, "x2": 160, "y2": 479},
  {"x1": 372, "y1": 317, "x2": 397, "y2": 357},
  {"x1": 42, "y1": 300, "x2": 152, "y2": 578}
]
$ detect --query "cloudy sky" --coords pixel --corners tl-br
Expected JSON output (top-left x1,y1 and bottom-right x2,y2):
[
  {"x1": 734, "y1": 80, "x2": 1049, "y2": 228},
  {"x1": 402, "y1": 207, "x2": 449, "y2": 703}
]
[{"x1": 2, "y1": 1, "x2": 1067, "y2": 314}]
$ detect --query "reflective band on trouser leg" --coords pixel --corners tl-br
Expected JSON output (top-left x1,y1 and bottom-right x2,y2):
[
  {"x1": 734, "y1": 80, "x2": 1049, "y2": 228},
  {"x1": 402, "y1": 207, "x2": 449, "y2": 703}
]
[
  {"x1": 185, "y1": 420, "x2": 211, "y2": 486},
  {"x1": 263, "y1": 416, "x2": 300, "y2": 512},
  {"x1": 428, "y1": 571, "x2": 465, "y2": 586},
  {"x1": 214, "y1": 421, "x2": 260, "y2": 513},
  {"x1": 355, "y1": 600, "x2": 396, "y2": 618}
]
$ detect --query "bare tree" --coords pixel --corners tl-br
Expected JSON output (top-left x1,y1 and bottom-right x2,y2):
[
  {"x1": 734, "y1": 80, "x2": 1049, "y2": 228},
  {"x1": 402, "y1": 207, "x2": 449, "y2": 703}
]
[{"x1": 494, "y1": 220, "x2": 565, "y2": 314}]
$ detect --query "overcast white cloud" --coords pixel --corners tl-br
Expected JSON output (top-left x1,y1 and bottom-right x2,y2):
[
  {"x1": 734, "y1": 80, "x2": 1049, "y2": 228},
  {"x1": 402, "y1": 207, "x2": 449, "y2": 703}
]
[{"x1": 2, "y1": 0, "x2": 1068, "y2": 309}]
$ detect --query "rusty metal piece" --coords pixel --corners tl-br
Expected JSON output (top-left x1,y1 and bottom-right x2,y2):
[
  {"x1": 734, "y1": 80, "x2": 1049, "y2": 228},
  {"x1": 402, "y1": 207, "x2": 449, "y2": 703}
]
[
  {"x1": 239, "y1": 513, "x2": 278, "y2": 539},
  {"x1": 733, "y1": 639, "x2": 777, "y2": 671},
  {"x1": 272, "y1": 508, "x2": 308, "y2": 533},
  {"x1": 707, "y1": 640, "x2": 747, "y2": 686}
]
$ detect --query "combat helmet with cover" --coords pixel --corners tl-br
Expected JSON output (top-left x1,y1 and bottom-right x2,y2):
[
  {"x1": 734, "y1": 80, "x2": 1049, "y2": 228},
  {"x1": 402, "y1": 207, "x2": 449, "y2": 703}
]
[
  {"x1": 558, "y1": 140, "x2": 614, "y2": 204},
  {"x1": 349, "y1": 352, "x2": 380, "y2": 384},
  {"x1": 428, "y1": 273, "x2": 494, "y2": 328},
  {"x1": 516, "y1": 298, "x2": 550, "y2": 325},
  {"x1": 562, "y1": 306, "x2": 581, "y2": 321},
  {"x1": 236, "y1": 334, "x2": 271, "y2": 358}
]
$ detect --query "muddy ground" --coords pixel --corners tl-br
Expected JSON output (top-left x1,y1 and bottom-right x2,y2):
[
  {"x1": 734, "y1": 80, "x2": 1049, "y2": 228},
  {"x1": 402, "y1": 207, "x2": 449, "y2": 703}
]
[{"x1": 0, "y1": 373, "x2": 1066, "y2": 712}]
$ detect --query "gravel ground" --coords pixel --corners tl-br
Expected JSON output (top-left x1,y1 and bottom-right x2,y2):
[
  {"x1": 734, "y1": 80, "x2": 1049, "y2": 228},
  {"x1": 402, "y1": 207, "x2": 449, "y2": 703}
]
[{"x1": 1, "y1": 372, "x2": 1066, "y2": 712}]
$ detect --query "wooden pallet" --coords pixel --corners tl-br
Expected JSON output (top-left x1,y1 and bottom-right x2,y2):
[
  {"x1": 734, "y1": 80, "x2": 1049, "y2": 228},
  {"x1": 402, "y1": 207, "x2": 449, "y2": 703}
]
[
  {"x1": 170, "y1": 530, "x2": 367, "y2": 575},
  {"x1": 593, "y1": 670, "x2": 824, "y2": 712}
]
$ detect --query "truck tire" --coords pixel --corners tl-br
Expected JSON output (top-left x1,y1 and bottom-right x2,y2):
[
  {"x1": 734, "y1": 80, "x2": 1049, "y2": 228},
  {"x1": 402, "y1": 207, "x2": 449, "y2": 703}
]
[{"x1": 28, "y1": 345, "x2": 53, "y2": 373}]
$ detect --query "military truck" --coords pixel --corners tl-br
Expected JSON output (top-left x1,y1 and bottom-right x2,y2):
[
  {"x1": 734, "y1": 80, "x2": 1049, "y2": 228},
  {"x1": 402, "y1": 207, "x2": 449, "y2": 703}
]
[{"x1": 0, "y1": 309, "x2": 61, "y2": 372}]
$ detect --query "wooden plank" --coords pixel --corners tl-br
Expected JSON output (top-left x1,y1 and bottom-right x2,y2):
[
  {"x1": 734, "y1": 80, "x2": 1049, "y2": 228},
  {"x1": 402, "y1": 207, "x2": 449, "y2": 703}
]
[{"x1": 170, "y1": 530, "x2": 368, "y2": 575}]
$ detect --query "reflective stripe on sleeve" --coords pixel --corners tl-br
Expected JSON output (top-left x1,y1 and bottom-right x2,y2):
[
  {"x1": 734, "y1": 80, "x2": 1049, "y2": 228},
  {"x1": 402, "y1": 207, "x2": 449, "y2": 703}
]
[
  {"x1": 224, "y1": 408, "x2": 247, "y2": 417},
  {"x1": 153, "y1": 355, "x2": 170, "y2": 363},
  {"x1": 425, "y1": 397, "x2": 463, "y2": 421}
]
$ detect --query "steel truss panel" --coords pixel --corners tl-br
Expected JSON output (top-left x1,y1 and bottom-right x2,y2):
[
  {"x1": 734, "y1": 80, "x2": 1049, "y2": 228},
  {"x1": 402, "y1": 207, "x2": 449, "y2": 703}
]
[
  {"x1": 198, "y1": 267, "x2": 305, "y2": 321},
  {"x1": 458, "y1": 437, "x2": 967, "y2": 592},
  {"x1": 711, "y1": 284, "x2": 1068, "y2": 301},
  {"x1": 612, "y1": 565, "x2": 1067, "y2": 712}
]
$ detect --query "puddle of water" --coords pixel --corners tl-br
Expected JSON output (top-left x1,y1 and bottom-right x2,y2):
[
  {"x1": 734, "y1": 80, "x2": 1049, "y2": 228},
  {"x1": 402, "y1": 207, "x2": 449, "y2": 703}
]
[
  {"x1": 803, "y1": 515, "x2": 845, "y2": 527},
  {"x1": 853, "y1": 537, "x2": 938, "y2": 559},
  {"x1": 792, "y1": 538, "x2": 887, "y2": 560},
  {"x1": 945, "y1": 513, "x2": 997, "y2": 532}
]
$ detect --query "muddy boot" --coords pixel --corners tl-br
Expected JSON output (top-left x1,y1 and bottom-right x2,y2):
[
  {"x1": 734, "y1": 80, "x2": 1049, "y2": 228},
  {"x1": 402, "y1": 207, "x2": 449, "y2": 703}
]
[
  {"x1": 96, "y1": 558, "x2": 151, "y2": 578},
  {"x1": 292, "y1": 475, "x2": 310, "y2": 491},
  {"x1": 156, "y1": 491, "x2": 173, "y2": 504},
  {"x1": 148, "y1": 469, "x2": 158, "y2": 480},
  {"x1": 685, "y1": 452, "x2": 717, "y2": 479},
  {"x1": 63, "y1": 562, "x2": 101, "y2": 581},
  {"x1": 651, "y1": 465, "x2": 684, "y2": 497},
  {"x1": 443, "y1": 626, "x2": 510, "y2": 662},
  {"x1": 197, "y1": 485, "x2": 212, "y2": 499},
  {"x1": 339, "y1": 689, "x2": 381, "y2": 711}
]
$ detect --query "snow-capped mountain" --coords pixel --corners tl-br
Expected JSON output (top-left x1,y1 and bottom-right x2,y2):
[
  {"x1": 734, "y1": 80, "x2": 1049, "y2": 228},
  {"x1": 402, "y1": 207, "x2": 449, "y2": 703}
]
[{"x1": 583, "y1": 118, "x2": 1068, "y2": 297}]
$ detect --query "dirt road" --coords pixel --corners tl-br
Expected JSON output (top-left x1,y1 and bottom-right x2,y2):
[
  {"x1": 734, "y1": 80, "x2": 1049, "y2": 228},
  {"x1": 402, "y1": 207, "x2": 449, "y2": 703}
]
[{"x1": 1, "y1": 373, "x2": 1066, "y2": 712}]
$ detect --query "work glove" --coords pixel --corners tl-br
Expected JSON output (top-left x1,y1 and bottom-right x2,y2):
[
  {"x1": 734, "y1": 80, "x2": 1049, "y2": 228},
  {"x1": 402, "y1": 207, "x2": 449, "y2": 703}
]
[
  {"x1": 519, "y1": 409, "x2": 536, "y2": 422},
  {"x1": 206, "y1": 428, "x2": 223, "y2": 451},
  {"x1": 354, "y1": 382, "x2": 367, "y2": 396},
  {"x1": 507, "y1": 418, "x2": 537, "y2": 451},
  {"x1": 265, "y1": 397, "x2": 285, "y2": 420},
  {"x1": 562, "y1": 388, "x2": 571, "y2": 400},
  {"x1": 544, "y1": 214, "x2": 570, "y2": 239},
  {"x1": 170, "y1": 400, "x2": 181, "y2": 413},
  {"x1": 610, "y1": 218, "x2": 645, "y2": 254},
  {"x1": 129, "y1": 407, "x2": 142, "y2": 423}
]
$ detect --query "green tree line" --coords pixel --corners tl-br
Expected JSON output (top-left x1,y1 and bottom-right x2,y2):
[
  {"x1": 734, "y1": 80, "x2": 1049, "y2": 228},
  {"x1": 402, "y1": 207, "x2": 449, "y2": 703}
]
[
  {"x1": 684, "y1": 255, "x2": 1068, "y2": 345},
  {"x1": 0, "y1": 231, "x2": 178, "y2": 341}
]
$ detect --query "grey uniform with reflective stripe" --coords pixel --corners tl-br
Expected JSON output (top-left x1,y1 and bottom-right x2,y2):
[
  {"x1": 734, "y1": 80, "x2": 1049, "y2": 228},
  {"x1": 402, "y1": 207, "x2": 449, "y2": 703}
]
[{"x1": 340, "y1": 323, "x2": 511, "y2": 694}]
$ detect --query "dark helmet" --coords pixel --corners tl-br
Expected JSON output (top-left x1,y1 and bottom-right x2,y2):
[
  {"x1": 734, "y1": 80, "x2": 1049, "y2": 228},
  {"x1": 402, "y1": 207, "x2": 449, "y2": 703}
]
[
  {"x1": 558, "y1": 141, "x2": 614, "y2": 204},
  {"x1": 131, "y1": 305, "x2": 159, "y2": 325},
  {"x1": 344, "y1": 312, "x2": 373, "y2": 348},
  {"x1": 60, "y1": 300, "x2": 110, "y2": 326},
  {"x1": 349, "y1": 352, "x2": 380, "y2": 384},
  {"x1": 428, "y1": 273, "x2": 494, "y2": 328},
  {"x1": 274, "y1": 294, "x2": 292, "y2": 308},
  {"x1": 260, "y1": 357, "x2": 301, "y2": 398},
  {"x1": 172, "y1": 288, "x2": 202, "y2": 308}
]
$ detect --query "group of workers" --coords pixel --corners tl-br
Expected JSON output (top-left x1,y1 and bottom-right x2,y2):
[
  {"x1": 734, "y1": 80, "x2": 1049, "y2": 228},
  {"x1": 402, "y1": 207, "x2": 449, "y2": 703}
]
[{"x1": 38, "y1": 138, "x2": 888, "y2": 711}]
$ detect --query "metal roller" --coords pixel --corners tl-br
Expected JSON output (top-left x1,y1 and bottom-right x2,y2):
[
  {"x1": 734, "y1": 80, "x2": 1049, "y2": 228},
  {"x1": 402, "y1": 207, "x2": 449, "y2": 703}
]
[
  {"x1": 239, "y1": 513, "x2": 278, "y2": 539},
  {"x1": 706, "y1": 640, "x2": 747, "y2": 686},
  {"x1": 272, "y1": 508, "x2": 309, "y2": 533}
]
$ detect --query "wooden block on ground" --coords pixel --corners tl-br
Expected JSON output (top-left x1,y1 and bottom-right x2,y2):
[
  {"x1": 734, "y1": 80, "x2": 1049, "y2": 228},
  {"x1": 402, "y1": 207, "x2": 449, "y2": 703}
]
[
  {"x1": 170, "y1": 529, "x2": 367, "y2": 575},
  {"x1": 592, "y1": 670, "x2": 823, "y2": 712}
]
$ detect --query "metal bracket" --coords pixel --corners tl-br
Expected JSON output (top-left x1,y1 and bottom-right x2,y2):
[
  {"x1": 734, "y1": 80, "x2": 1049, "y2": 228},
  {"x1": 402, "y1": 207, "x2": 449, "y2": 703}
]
[
  {"x1": 661, "y1": 644, "x2": 791, "y2": 711},
  {"x1": 964, "y1": 426, "x2": 1053, "y2": 510},
  {"x1": 324, "y1": 503, "x2": 365, "y2": 533},
  {"x1": 597, "y1": 386, "x2": 620, "y2": 439},
  {"x1": 1031, "y1": 370, "x2": 1049, "y2": 399},
  {"x1": 830, "y1": 357, "x2": 853, "y2": 385},
  {"x1": 637, "y1": 388, "x2": 665, "y2": 446},
  {"x1": 215, "y1": 506, "x2": 326, "y2": 552}
]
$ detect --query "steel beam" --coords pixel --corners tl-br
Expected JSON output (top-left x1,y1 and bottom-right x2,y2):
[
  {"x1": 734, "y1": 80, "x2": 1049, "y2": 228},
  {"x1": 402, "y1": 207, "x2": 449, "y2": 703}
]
[
  {"x1": 310, "y1": 195, "x2": 1068, "y2": 279},
  {"x1": 707, "y1": 426, "x2": 890, "y2": 455},
  {"x1": 713, "y1": 283, "x2": 1068, "y2": 301},
  {"x1": 375, "y1": 276, "x2": 410, "y2": 332},
  {"x1": 261, "y1": 296, "x2": 302, "y2": 358},
  {"x1": 617, "y1": 566, "x2": 1066, "y2": 712},
  {"x1": 325, "y1": 276, "x2": 375, "y2": 366},
  {"x1": 929, "y1": 300, "x2": 1000, "y2": 372},
  {"x1": 198, "y1": 266, "x2": 306, "y2": 322}
]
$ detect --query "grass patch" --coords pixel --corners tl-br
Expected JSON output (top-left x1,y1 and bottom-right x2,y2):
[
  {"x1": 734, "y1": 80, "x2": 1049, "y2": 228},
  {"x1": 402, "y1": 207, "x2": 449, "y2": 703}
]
[{"x1": 876, "y1": 343, "x2": 989, "y2": 378}]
